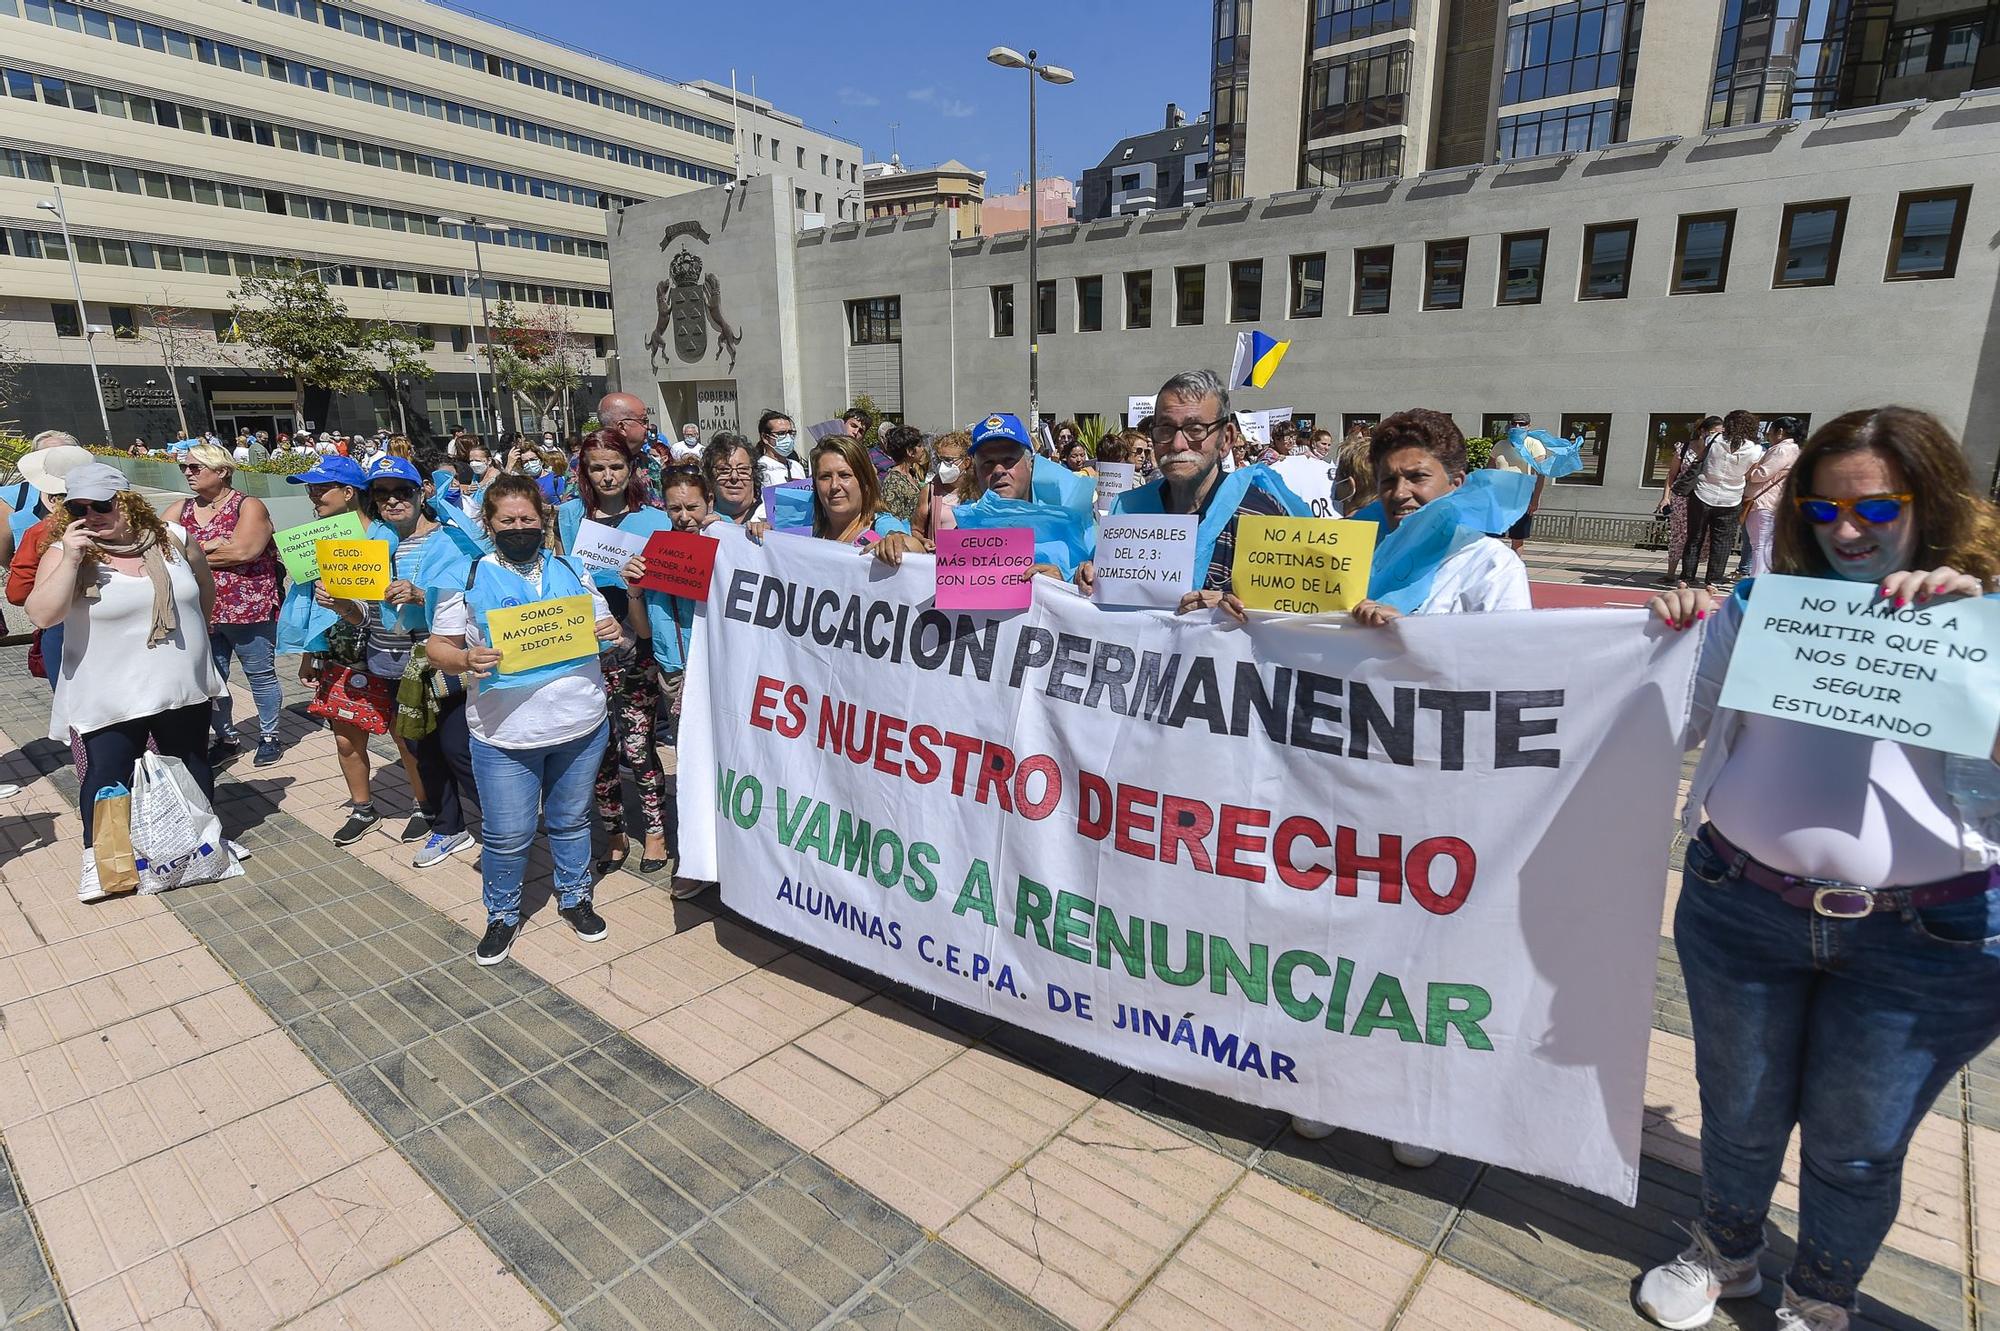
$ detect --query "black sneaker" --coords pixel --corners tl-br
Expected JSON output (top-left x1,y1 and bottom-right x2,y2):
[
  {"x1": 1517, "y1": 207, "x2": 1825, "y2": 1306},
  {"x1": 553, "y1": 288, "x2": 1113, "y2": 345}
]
[
  {"x1": 252, "y1": 737, "x2": 282, "y2": 767},
  {"x1": 208, "y1": 734, "x2": 242, "y2": 765},
  {"x1": 559, "y1": 902, "x2": 608, "y2": 941},
  {"x1": 331, "y1": 805, "x2": 380, "y2": 846},
  {"x1": 474, "y1": 919, "x2": 519, "y2": 966},
  {"x1": 399, "y1": 812, "x2": 433, "y2": 843}
]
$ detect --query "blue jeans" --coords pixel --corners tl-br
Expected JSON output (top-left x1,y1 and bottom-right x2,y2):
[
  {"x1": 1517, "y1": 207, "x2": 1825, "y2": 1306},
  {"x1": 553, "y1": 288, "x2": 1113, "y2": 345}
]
[
  {"x1": 1677, "y1": 829, "x2": 2000, "y2": 1307},
  {"x1": 471, "y1": 719, "x2": 607, "y2": 926},
  {"x1": 39, "y1": 621, "x2": 63, "y2": 694},
  {"x1": 208, "y1": 620, "x2": 283, "y2": 741}
]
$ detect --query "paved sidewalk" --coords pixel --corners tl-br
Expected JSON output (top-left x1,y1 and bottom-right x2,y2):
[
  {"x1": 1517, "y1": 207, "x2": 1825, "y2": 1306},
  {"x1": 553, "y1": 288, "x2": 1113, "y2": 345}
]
[{"x1": 0, "y1": 642, "x2": 1989, "y2": 1331}]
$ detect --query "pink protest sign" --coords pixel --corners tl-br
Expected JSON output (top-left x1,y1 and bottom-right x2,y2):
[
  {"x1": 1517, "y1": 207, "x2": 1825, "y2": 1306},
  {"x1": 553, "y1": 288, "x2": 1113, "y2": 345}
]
[{"x1": 934, "y1": 527, "x2": 1034, "y2": 611}]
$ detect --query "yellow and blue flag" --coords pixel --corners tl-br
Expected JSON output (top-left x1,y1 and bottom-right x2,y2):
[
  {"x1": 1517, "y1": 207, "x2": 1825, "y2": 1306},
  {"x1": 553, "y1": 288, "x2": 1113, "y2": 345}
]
[{"x1": 1229, "y1": 330, "x2": 1290, "y2": 389}]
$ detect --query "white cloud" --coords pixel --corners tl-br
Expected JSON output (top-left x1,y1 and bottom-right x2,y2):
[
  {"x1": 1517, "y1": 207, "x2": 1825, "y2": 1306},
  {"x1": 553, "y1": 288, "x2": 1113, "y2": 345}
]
[
  {"x1": 837, "y1": 87, "x2": 881, "y2": 107},
  {"x1": 909, "y1": 87, "x2": 976, "y2": 118}
]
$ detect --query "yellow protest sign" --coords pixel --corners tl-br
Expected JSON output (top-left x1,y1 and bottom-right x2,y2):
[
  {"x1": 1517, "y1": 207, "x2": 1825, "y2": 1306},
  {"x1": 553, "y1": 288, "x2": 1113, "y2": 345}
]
[
  {"x1": 1232, "y1": 517, "x2": 1377, "y2": 614},
  {"x1": 315, "y1": 539, "x2": 392, "y2": 600},
  {"x1": 485, "y1": 594, "x2": 599, "y2": 673}
]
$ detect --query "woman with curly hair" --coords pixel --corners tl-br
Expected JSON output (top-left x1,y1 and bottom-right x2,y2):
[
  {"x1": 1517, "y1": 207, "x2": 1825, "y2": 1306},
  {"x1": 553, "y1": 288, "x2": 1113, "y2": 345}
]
[
  {"x1": 25, "y1": 464, "x2": 227, "y2": 903},
  {"x1": 702, "y1": 432, "x2": 765, "y2": 526}
]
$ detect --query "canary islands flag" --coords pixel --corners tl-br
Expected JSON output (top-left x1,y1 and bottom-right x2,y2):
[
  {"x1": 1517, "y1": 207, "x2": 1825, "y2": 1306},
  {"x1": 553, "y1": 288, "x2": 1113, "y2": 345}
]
[{"x1": 1230, "y1": 329, "x2": 1290, "y2": 389}]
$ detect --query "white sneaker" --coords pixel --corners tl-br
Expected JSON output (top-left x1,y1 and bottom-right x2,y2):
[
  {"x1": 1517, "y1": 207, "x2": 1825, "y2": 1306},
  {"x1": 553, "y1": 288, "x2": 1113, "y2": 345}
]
[
  {"x1": 226, "y1": 839, "x2": 252, "y2": 862},
  {"x1": 1290, "y1": 1115, "x2": 1337, "y2": 1140},
  {"x1": 1636, "y1": 1226, "x2": 1763, "y2": 1329},
  {"x1": 1391, "y1": 1142, "x2": 1441, "y2": 1169},
  {"x1": 1775, "y1": 1285, "x2": 1850, "y2": 1331},
  {"x1": 79, "y1": 856, "x2": 110, "y2": 904},
  {"x1": 0, "y1": 783, "x2": 20, "y2": 798}
]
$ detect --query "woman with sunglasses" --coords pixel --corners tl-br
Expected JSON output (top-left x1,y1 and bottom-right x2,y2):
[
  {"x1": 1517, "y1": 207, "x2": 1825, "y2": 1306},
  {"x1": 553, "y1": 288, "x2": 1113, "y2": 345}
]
[
  {"x1": 1640, "y1": 407, "x2": 2000, "y2": 1331},
  {"x1": 25, "y1": 464, "x2": 228, "y2": 902},
  {"x1": 557, "y1": 431, "x2": 670, "y2": 876},
  {"x1": 163, "y1": 443, "x2": 285, "y2": 767}
]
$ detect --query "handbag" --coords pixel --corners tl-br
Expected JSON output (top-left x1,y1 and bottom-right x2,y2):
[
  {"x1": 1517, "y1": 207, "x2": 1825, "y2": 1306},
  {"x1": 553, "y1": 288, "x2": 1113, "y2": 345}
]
[
  {"x1": 1670, "y1": 437, "x2": 1714, "y2": 498},
  {"x1": 130, "y1": 752, "x2": 241, "y2": 894},
  {"x1": 91, "y1": 783, "x2": 141, "y2": 895}
]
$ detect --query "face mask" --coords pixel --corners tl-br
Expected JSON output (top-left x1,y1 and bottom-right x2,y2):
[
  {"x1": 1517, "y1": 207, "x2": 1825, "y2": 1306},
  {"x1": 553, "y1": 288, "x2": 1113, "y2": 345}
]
[
  {"x1": 522, "y1": 460, "x2": 544, "y2": 477},
  {"x1": 773, "y1": 433, "x2": 796, "y2": 458},
  {"x1": 542, "y1": 436, "x2": 555, "y2": 447},
  {"x1": 936, "y1": 462, "x2": 963, "y2": 486},
  {"x1": 469, "y1": 460, "x2": 488, "y2": 477},
  {"x1": 493, "y1": 528, "x2": 544, "y2": 564}
]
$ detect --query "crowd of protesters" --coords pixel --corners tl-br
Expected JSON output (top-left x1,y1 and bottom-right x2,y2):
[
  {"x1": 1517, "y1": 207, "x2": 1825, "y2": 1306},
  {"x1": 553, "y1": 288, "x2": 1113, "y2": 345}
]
[{"x1": 2, "y1": 370, "x2": 1996, "y2": 1331}]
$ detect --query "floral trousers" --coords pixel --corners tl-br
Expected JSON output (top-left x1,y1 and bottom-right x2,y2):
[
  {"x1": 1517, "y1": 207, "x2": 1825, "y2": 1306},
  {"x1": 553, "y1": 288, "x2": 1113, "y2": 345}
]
[{"x1": 592, "y1": 642, "x2": 667, "y2": 841}]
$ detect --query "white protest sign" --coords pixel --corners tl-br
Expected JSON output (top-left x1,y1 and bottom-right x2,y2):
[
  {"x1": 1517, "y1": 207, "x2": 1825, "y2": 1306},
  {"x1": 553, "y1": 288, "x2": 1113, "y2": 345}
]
[
  {"x1": 678, "y1": 535, "x2": 1701, "y2": 1204},
  {"x1": 568, "y1": 521, "x2": 649, "y2": 577},
  {"x1": 1718, "y1": 573, "x2": 2000, "y2": 757},
  {"x1": 1093, "y1": 516, "x2": 1197, "y2": 609},
  {"x1": 1273, "y1": 455, "x2": 1340, "y2": 518},
  {"x1": 1234, "y1": 411, "x2": 1271, "y2": 447},
  {"x1": 1094, "y1": 461, "x2": 1138, "y2": 516},
  {"x1": 1127, "y1": 394, "x2": 1155, "y2": 425}
]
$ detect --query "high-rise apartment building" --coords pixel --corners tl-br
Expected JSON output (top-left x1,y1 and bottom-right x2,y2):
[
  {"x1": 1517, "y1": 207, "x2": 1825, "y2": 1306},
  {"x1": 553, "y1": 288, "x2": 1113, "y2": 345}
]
[
  {"x1": 1210, "y1": 0, "x2": 1998, "y2": 199},
  {"x1": 0, "y1": 0, "x2": 854, "y2": 442}
]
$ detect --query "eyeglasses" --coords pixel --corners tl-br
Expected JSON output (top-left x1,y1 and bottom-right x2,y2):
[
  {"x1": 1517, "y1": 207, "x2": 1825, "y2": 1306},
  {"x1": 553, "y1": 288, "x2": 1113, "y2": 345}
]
[
  {"x1": 305, "y1": 483, "x2": 348, "y2": 498},
  {"x1": 712, "y1": 467, "x2": 754, "y2": 480},
  {"x1": 1147, "y1": 417, "x2": 1228, "y2": 445},
  {"x1": 371, "y1": 485, "x2": 418, "y2": 503},
  {"x1": 1795, "y1": 493, "x2": 1912, "y2": 526},
  {"x1": 178, "y1": 462, "x2": 207, "y2": 473},
  {"x1": 66, "y1": 498, "x2": 116, "y2": 517}
]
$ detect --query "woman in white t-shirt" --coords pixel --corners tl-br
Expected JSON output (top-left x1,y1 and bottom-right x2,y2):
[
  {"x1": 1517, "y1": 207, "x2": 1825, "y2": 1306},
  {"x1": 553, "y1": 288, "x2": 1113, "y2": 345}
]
[
  {"x1": 1743, "y1": 416, "x2": 1801, "y2": 577},
  {"x1": 1679, "y1": 409, "x2": 1765, "y2": 591},
  {"x1": 426, "y1": 474, "x2": 623, "y2": 966}
]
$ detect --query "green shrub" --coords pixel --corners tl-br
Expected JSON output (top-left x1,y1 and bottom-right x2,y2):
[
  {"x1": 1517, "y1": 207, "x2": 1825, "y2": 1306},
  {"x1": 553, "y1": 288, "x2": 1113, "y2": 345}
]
[{"x1": 1464, "y1": 436, "x2": 1495, "y2": 471}]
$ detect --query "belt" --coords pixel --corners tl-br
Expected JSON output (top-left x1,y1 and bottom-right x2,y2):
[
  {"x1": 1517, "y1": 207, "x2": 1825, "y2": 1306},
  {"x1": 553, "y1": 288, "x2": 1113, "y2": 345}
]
[{"x1": 1699, "y1": 825, "x2": 1995, "y2": 919}]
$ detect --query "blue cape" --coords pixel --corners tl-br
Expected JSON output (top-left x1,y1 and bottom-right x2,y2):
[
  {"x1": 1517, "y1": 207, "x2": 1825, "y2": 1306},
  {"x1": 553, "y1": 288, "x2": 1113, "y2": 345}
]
[
  {"x1": 952, "y1": 493, "x2": 1096, "y2": 578},
  {"x1": 1112, "y1": 463, "x2": 1312, "y2": 581},
  {"x1": 1351, "y1": 469, "x2": 1534, "y2": 612},
  {"x1": 1508, "y1": 427, "x2": 1585, "y2": 480}
]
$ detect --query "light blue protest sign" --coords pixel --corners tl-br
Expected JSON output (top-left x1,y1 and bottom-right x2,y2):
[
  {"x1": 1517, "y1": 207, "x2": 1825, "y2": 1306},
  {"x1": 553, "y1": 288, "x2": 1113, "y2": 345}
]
[{"x1": 1718, "y1": 574, "x2": 2000, "y2": 757}]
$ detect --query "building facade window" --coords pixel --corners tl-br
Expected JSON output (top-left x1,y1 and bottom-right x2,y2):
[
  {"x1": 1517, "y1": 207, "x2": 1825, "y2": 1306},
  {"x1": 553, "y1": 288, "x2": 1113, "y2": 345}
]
[
  {"x1": 1579, "y1": 221, "x2": 1636, "y2": 299},
  {"x1": 1036, "y1": 280, "x2": 1057, "y2": 335},
  {"x1": 1229, "y1": 260, "x2": 1263, "y2": 322},
  {"x1": 1645, "y1": 414, "x2": 1705, "y2": 485},
  {"x1": 1077, "y1": 276, "x2": 1104, "y2": 332},
  {"x1": 1176, "y1": 265, "x2": 1206, "y2": 326},
  {"x1": 1300, "y1": 137, "x2": 1403, "y2": 189},
  {"x1": 1303, "y1": 43, "x2": 1411, "y2": 142},
  {"x1": 847, "y1": 296, "x2": 901, "y2": 345},
  {"x1": 1672, "y1": 213, "x2": 1735, "y2": 294},
  {"x1": 1502, "y1": 0, "x2": 1633, "y2": 105},
  {"x1": 1342, "y1": 413, "x2": 1381, "y2": 436},
  {"x1": 991, "y1": 284, "x2": 1015, "y2": 337},
  {"x1": 1497, "y1": 99, "x2": 1620, "y2": 160},
  {"x1": 1559, "y1": 413, "x2": 1610, "y2": 485},
  {"x1": 1498, "y1": 231, "x2": 1549, "y2": 305},
  {"x1": 1126, "y1": 270, "x2": 1154, "y2": 329},
  {"x1": 1210, "y1": 0, "x2": 1251, "y2": 202},
  {"x1": 1709, "y1": 0, "x2": 1847, "y2": 128},
  {"x1": 1888, "y1": 19, "x2": 1982, "y2": 78},
  {"x1": 1482, "y1": 414, "x2": 1520, "y2": 443},
  {"x1": 1353, "y1": 246, "x2": 1393, "y2": 314},
  {"x1": 50, "y1": 301, "x2": 81, "y2": 337},
  {"x1": 1773, "y1": 200, "x2": 1847, "y2": 288},
  {"x1": 1886, "y1": 187, "x2": 1970, "y2": 281},
  {"x1": 1290, "y1": 254, "x2": 1325, "y2": 318},
  {"x1": 1424, "y1": 239, "x2": 1467, "y2": 310},
  {"x1": 1311, "y1": 0, "x2": 1414, "y2": 47}
]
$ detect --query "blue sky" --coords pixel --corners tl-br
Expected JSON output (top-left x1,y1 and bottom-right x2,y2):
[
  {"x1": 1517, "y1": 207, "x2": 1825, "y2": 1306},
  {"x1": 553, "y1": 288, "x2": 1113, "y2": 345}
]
[{"x1": 468, "y1": 0, "x2": 1212, "y2": 188}]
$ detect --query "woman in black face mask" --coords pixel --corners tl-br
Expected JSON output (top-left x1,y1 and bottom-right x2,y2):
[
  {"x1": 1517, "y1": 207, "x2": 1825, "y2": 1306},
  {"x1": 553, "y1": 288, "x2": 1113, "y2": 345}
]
[{"x1": 426, "y1": 475, "x2": 624, "y2": 966}]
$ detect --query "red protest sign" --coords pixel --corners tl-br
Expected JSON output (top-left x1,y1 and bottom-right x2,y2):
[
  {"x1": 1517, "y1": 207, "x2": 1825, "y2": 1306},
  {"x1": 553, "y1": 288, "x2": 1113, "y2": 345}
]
[{"x1": 634, "y1": 528, "x2": 719, "y2": 600}]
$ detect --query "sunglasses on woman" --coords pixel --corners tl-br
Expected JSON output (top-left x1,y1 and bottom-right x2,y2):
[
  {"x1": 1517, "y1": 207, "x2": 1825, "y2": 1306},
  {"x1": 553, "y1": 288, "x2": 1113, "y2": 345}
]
[
  {"x1": 66, "y1": 498, "x2": 117, "y2": 517},
  {"x1": 1795, "y1": 493, "x2": 1912, "y2": 526}
]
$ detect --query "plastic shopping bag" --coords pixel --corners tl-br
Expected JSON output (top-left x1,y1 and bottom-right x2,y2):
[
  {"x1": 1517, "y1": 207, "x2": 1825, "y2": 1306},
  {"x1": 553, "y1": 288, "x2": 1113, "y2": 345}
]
[
  {"x1": 91, "y1": 783, "x2": 141, "y2": 896},
  {"x1": 130, "y1": 753, "x2": 241, "y2": 894}
]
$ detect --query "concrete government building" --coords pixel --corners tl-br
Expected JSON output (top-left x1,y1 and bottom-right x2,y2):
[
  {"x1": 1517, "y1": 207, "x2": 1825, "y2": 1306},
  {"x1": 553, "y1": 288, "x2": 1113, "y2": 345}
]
[
  {"x1": 611, "y1": 99, "x2": 2000, "y2": 530},
  {"x1": 0, "y1": 0, "x2": 856, "y2": 444}
]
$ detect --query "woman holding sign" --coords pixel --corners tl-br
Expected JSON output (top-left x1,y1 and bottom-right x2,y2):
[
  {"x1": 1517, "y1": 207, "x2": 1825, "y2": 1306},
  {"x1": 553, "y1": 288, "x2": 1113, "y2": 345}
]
[
  {"x1": 164, "y1": 443, "x2": 284, "y2": 768},
  {"x1": 427, "y1": 474, "x2": 621, "y2": 965},
  {"x1": 1640, "y1": 407, "x2": 2000, "y2": 1331},
  {"x1": 557, "y1": 431, "x2": 671, "y2": 876}
]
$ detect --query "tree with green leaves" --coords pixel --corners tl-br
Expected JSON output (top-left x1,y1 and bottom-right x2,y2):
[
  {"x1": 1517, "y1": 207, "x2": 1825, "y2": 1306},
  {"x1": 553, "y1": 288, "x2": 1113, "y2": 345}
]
[
  {"x1": 365, "y1": 321, "x2": 436, "y2": 436},
  {"x1": 486, "y1": 301, "x2": 589, "y2": 436},
  {"x1": 229, "y1": 265, "x2": 378, "y2": 425}
]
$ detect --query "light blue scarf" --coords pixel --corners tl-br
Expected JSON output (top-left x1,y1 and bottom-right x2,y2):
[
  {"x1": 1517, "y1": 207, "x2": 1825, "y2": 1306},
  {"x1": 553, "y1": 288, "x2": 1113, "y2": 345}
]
[
  {"x1": 1351, "y1": 469, "x2": 1534, "y2": 612},
  {"x1": 1112, "y1": 462, "x2": 1312, "y2": 580}
]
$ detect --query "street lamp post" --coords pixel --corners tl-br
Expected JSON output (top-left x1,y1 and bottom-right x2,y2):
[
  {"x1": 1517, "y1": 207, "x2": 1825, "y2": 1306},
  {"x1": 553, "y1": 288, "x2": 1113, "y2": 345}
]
[
  {"x1": 438, "y1": 216, "x2": 503, "y2": 437},
  {"x1": 35, "y1": 187, "x2": 114, "y2": 445},
  {"x1": 987, "y1": 46, "x2": 1074, "y2": 435}
]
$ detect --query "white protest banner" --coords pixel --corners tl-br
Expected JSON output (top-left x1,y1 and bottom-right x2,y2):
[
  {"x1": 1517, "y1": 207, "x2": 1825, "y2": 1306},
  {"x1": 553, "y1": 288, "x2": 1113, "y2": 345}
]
[
  {"x1": 1094, "y1": 516, "x2": 1197, "y2": 609},
  {"x1": 1273, "y1": 455, "x2": 1340, "y2": 518},
  {"x1": 1094, "y1": 461, "x2": 1138, "y2": 516},
  {"x1": 1719, "y1": 573, "x2": 2000, "y2": 757},
  {"x1": 1234, "y1": 411, "x2": 1272, "y2": 447},
  {"x1": 679, "y1": 535, "x2": 1700, "y2": 1202},
  {"x1": 1127, "y1": 394, "x2": 1155, "y2": 425},
  {"x1": 568, "y1": 522, "x2": 649, "y2": 577}
]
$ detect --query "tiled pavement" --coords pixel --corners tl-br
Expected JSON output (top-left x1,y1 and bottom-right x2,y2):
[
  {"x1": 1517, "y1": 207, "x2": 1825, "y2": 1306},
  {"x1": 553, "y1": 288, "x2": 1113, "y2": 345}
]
[{"x1": 0, "y1": 551, "x2": 1990, "y2": 1331}]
